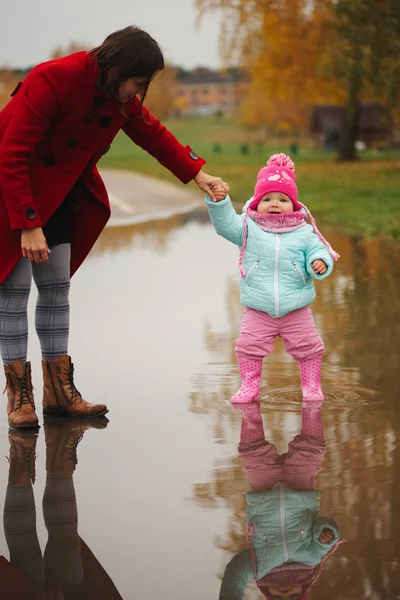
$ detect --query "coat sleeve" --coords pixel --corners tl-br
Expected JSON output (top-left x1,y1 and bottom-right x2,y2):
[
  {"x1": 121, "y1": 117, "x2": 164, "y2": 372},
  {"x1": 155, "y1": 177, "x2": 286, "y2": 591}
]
[
  {"x1": 205, "y1": 194, "x2": 244, "y2": 247},
  {"x1": 219, "y1": 550, "x2": 253, "y2": 600},
  {"x1": 122, "y1": 100, "x2": 206, "y2": 184},
  {"x1": 304, "y1": 230, "x2": 334, "y2": 280},
  {"x1": 312, "y1": 517, "x2": 341, "y2": 562},
  {"x1": 0, "y1": 70, "x2": 59, "y2": 230}
]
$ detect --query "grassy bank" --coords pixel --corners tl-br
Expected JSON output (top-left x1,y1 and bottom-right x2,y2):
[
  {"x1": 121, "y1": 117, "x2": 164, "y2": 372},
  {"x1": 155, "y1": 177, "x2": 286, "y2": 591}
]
[{"x1": 100, "y1": 117, "x2": 400, "y2": 239}]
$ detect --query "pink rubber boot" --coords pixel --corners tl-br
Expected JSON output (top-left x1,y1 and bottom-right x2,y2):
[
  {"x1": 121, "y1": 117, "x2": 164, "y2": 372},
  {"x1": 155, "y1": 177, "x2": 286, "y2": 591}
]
[
  {"x1": 231, "y1": 359, "x2": 262, "y2": 404},
  {"x1": 299, "y1": 355, "x2": 324, "y2": 404}
]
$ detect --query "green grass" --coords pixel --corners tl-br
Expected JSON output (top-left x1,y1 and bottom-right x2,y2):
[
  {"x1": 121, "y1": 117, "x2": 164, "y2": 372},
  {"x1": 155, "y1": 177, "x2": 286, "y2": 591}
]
[{"x1": 100, "y1": 117, "x2": 400, "y2": 239}]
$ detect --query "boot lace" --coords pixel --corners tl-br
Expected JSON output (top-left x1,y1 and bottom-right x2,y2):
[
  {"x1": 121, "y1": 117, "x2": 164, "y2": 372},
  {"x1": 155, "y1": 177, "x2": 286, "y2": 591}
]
[
  {"x1": 67, "y1": 363, "x2": 81, "y2": 402},
  {"x1": 57, "y1": 363, "x2": 81, "y2": 403},
  {"x1": 16, "y1": 375, "x2": 34, "y2": 409}
]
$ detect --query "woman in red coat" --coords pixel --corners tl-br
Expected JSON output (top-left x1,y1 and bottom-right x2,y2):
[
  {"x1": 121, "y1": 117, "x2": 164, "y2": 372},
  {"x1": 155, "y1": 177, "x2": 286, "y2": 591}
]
[{"x1": 0, "y1": 26, "x2": 227, "y2": 429}]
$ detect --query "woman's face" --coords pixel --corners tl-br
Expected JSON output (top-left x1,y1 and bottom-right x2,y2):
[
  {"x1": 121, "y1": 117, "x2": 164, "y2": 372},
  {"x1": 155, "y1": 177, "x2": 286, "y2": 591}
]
[
  {"x1": 267, "y1": 584, "x2": 303, "y2": 599},
  {"x1": 118, "y1": 76, "x2": 149, "y2": 104}
]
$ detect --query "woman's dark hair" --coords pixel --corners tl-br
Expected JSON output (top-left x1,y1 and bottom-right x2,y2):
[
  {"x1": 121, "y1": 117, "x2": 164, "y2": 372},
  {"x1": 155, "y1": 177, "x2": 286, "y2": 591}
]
[{"x1": 89, "y1": 26, "x2": 164, "y2": 107}]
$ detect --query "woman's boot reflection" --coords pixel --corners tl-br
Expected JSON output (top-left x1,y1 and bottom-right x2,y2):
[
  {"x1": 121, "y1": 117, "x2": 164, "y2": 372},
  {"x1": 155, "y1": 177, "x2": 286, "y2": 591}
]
[
  {"x1": 219, "y1": 403, "x2": 344, "y2": 600},
  {"x1": 2, "y1": 418, "x2": 122, "y2": 600},
  {"x1": 3, "y1": 431, "x2": 44, "y2": 595},
  {"x1": 42, "y1": 420, "x2": 87, "y2": 598}
]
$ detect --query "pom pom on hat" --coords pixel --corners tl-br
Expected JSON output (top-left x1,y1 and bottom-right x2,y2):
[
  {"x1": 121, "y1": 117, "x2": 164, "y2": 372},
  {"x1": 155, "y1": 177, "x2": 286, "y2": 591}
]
[{"x1": 266, "y1": 153, "x2": 296, "y2": 173}]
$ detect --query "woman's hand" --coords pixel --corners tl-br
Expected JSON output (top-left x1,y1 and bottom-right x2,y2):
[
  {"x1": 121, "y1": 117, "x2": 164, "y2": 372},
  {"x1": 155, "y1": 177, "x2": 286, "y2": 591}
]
[
  {"x1": 312, "y1": 259, "x2": 327, "y2": 274},
  {"x1": 194, "y1": 170, "x2": 229, "y2": 201},
  {"x1": 21, "y1": 227, "x2": 51, "y2": 263}
]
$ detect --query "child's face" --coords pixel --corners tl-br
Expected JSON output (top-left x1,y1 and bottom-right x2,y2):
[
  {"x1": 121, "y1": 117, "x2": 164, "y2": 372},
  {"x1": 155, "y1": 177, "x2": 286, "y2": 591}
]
[
  {"x1": 257, "y1": 192, "x2": 294, "y2": 214},
  {"x1": 267, "y1": 584, "x2": 303, "y2": 599}
]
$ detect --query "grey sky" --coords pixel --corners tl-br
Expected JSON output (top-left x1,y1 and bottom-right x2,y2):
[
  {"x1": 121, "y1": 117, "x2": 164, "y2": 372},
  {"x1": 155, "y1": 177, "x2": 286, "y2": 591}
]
[{"x1": 0, "y1": 0, "x2": 222, "y2": 69}]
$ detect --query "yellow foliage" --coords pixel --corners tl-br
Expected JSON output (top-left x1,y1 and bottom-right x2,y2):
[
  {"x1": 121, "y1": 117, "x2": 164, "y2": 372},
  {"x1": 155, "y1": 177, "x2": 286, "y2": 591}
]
[
  {"x1": 51, "y1": 42, "x2": 90, "y2": 59},
  {"x1": 0, "y1": 70, "x2": 20, "y2": 109},
  {"x1": 196, "y1": 0, "x2": 346, "y2": 130},
  {"x1": 144, "y1": 66, "x2": 177, "y2": 120}
]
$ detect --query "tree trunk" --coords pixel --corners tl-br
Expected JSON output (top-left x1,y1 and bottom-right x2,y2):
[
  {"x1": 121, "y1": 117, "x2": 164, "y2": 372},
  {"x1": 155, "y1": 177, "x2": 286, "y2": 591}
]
[
  {"x1": 338, "y1": 64, "x2": 363, "y2": 161},
  {"x1": 338, "y1": 93, "x2": 361, "y2": 161}
]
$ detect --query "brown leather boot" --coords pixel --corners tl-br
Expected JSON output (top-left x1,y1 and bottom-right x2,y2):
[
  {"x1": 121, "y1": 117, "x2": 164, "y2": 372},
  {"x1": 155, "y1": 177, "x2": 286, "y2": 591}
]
[
  {"x1": 4, "y1": 361, "x2": 39, "y2": 430},
  {"x1": 7, "y1": 430, "x2": 38, "y2": 486},
  {"x1": 42, "y1": 355, "x2": 108, "y2": 418}
]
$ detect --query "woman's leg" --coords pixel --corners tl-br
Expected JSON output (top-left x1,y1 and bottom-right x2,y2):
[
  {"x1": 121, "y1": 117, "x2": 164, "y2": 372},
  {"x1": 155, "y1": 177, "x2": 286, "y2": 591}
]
[
  {"x1": 33, "y1": 244, "x2": 107, "y2": 418},
  {"x1": 0, "y1": 259, "x2": 32, "y2": 364},
  {"x1": 32, "y1": 243, "x2": 70, "y2": 361},
  {"x1": 0, "y1": 260, "x2": 38, "y2": 428}
]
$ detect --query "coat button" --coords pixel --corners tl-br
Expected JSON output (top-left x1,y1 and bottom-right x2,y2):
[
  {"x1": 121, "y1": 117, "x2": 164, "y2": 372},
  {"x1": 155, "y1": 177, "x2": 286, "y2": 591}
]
[
  {"x1": 84, "y1": 112, "x2": 94, "y2": 123},
  {"x1": 93, "y1": 96, "x2": 106, "y2": 106},
  {"x1": 26, "y1": 208, "x2": 36, "y2": 220},
  {"x1": 71, "y1": 201, "x2": 80, "y2": 212},
  {"x1": 189, "y1": 151, "x2": 199, "y2": 160},
  {"x1": 99, "y1": 116, "x2": 112, "y2": 127},
  {"x1": 103, "y1": 145, "x2": 111, "y2": 155},
  {"x1": 65, "y1": 138, "x2": 77, "y2": 147},
  {"x1": 42, "y1": 154, "x2": 55, "y2": 166}
]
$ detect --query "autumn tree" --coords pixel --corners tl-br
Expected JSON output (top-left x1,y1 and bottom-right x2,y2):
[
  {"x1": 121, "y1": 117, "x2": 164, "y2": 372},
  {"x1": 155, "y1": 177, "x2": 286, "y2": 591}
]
[
  {"x1": 51, "y1": 42, "x2": 90, "y2": 59},
  {"x1": 331, "y1": 0, "x2": 400, "y2": 160},
  {"x1": 197, "y1": 0, "x2": 400, "y2": 160},
  {"x1": 144, "y1": 65, "x2": 177, "y2": 119}
]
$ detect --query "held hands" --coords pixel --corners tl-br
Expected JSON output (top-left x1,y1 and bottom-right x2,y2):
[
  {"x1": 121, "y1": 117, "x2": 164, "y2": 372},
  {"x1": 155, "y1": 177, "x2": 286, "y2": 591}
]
[
  {"x1": 318, "y1": 528, "x2": 334, "y2": 544},
  {"x1": 312, "y1": 259, "x2": 327, "y2": 275},
  {"x1": 210, "y1": 183, "x2": 228, "y2": 202},
  {"x1": 21, "y1": 227, "x2": 51, "y2": 263},
  {"x1": 194, "y1": 170, "x2": 229, "y2": 201}
]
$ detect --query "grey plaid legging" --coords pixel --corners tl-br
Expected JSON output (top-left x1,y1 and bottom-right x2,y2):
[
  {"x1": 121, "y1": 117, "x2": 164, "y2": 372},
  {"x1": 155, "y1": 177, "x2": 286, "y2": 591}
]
[{"x1": 0, "y1": 243, "x2": 71, "y2": 364}]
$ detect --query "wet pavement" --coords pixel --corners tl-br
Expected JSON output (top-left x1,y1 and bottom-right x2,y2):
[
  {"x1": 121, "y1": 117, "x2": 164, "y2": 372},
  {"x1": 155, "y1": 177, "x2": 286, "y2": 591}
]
[{"x1": 0, "y1": 191, "x2": 399, "y2": 599}]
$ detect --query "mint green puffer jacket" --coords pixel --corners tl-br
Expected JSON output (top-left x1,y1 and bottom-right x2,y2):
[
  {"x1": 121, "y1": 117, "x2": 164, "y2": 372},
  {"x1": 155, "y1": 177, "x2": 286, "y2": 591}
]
[{"x1": 205, "y1": 195, "x2": 334, "y2": 318}]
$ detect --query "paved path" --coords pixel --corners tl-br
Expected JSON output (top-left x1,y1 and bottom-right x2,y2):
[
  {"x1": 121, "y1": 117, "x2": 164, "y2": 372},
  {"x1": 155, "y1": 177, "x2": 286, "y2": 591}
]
[{"x1": 100, "y1": 169, "x2": 204, "y2": 227}]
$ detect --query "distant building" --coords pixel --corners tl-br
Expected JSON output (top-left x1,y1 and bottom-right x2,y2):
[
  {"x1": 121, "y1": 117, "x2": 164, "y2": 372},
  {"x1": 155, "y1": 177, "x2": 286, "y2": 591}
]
[
  {"x1": 310, "y1": 103, "x2": 391, "y2": 148},
  {"x1": 175, "y1": 67, "x2": 247, "y2": 117}
]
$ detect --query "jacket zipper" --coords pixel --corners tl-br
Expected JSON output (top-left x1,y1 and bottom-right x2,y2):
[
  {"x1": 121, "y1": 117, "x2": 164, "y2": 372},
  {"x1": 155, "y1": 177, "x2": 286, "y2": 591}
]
[
  {"x1": 280, "y1": 485, "x2": 289, "y2": 562},
  {"x1": 245, "y1": 259, "x2": 260, "y2": 282},
  {"x1": 292, "y1": 261, "x2": 306, "y2": 285},
  {"x1": 274, "y1": 235, "x2": 280, "y2": 317}
]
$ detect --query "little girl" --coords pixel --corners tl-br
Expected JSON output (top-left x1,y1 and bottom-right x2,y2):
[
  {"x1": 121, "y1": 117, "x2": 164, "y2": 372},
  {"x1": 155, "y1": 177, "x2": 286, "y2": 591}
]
[{"x1": 207, "y1": 154, "x2": 339, "y2": 405}]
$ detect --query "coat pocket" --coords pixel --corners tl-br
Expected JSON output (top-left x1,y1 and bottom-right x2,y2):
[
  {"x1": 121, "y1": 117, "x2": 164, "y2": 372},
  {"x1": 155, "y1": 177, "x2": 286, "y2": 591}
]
[
  {"x1": 292, "y1": 261, "x2": 307, "y2": 285},
  {"x1": 245, "y1": 259, "x2": 260, "y2": 283}
]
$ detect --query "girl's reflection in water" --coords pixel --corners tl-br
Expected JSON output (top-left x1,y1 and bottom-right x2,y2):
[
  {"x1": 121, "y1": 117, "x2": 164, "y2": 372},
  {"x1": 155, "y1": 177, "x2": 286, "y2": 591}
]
[{"x1": 219, "y1": 402, "x2": 345, "y2": 600}]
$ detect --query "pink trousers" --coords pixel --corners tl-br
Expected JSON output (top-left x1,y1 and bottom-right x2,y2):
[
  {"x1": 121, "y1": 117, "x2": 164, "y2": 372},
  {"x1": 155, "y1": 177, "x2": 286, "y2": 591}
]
[{"x1": 236, "y1": 306, "x2": 324, "y2": 362}]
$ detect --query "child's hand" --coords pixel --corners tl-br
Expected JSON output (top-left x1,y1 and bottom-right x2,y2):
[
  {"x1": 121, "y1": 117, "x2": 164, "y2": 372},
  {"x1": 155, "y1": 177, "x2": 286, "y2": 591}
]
[
  {"x1": 318, "y1": 528, "x2": 334, "y2": 544},
  {"x1": 211, "y1": 182, "x2": 229, "y2": 202},
  {"x1": 312, "y1": 259, "x2": 327, "y2": 275}
]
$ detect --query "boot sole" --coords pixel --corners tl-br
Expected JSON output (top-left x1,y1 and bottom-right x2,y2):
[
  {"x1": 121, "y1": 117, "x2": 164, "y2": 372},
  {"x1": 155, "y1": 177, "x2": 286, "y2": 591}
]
[
  {"x1": 8, "y1": 423, "x2": 40, "y2": 431},
  {"x1": 43, "y1": 408, "x2": 109, "y2": 418}
]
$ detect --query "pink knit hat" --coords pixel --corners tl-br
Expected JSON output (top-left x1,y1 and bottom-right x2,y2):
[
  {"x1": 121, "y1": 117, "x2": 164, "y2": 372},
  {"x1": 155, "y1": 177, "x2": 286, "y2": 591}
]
[
  {"x1": 238, "y1": 153, "x2": 340, "y2": 277},
  {"x1": 252, "y1": 153, "x2": 301, "y2": 211}
]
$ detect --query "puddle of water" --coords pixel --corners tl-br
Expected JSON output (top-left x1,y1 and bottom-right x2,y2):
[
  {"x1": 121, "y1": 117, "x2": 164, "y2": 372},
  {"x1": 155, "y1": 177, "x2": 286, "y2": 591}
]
[{"x1": 0, "y1": 213, "x2": 399, "y2": 599}]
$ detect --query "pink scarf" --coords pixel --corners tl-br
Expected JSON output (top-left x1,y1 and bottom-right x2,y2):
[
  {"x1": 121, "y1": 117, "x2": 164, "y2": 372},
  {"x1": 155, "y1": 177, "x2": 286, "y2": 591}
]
[{"x1": 248, "y1": 210, "x2": 308, "y2": 233}]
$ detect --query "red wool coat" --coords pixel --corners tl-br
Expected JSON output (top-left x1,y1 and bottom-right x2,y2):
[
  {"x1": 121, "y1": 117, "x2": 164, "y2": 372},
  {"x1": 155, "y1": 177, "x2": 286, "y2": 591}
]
[{"x1": 0, "y1": 51, "x2": 206, "y2": 283}]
